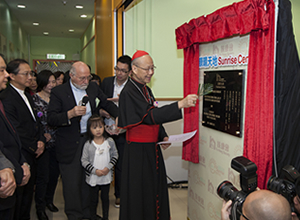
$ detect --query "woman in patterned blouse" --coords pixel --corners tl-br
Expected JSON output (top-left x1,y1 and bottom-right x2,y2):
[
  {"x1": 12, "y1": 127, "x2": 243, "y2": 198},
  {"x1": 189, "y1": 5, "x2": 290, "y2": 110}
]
[{"x1": 33, "y1": 70, "x2": 60, "y2": 219}]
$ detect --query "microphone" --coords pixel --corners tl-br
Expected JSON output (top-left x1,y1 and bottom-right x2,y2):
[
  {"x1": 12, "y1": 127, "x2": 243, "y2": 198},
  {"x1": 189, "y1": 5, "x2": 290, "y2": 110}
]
[
  {"x1": 81, "y1": 96, "x2": 89, "y2": 106},
  {"x1": 79, "y1": 96, "x2": 89, "y2": 122}
]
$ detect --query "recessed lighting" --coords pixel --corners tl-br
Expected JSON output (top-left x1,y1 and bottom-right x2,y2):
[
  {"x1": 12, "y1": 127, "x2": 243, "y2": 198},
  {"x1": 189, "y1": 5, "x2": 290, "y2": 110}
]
[
  {"x1": 43, "y1": 32, "x2": 49, "y2": 35},
  {"x1": 80, "y1": 14, "x2": 87, "y2": 18},
  {"x1": 33, "y1": 22, "x2": 39, "y2": 26},
  {"x1": 75, "y1": 5, "x2": 83, "y2": 9},
  {"x1": 69, "y1": 29, "x2": 74, "y2": 32},
  {"x1": 17, "y1": 4, "x2": 26, "y2": 8}
]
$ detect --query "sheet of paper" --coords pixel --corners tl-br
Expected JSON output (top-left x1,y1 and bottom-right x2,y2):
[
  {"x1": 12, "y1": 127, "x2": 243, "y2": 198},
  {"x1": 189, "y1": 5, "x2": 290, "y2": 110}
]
[{"x1": 157, "y1": 130, "x2": 197, "y2": 145}]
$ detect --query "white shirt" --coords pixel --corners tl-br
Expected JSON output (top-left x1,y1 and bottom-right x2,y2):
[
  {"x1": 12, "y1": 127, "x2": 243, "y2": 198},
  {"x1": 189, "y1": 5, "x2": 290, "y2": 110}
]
[
  {"x1": 89, "y1": 140, "x2": 112, "y2": 186},
  {"x1": 112, "y1": 77, "x2": 128, "y2": 107},
  {"x1": 69, "y1": 81, "x2": 92, "y2": 133}
]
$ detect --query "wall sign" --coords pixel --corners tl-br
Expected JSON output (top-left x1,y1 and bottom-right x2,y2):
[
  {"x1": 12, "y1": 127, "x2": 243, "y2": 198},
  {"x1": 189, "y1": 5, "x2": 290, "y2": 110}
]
[{"x1": 202, "y1": 70, "x2": 244, "y2": 137}]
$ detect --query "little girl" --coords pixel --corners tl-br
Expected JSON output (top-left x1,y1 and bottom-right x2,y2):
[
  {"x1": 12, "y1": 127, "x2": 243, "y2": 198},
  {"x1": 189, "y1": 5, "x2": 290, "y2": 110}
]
[{"x1": 81, "y1": 115, "x2": 118, "y2": 220}]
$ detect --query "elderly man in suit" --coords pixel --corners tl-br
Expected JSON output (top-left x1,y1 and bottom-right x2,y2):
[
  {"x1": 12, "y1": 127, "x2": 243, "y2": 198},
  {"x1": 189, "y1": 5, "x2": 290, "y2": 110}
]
[
  {"x1": 100, "y1": 55, "x2": 131, "y2": 208},
  {"x1": 48, "y1": 61, "x2": 118, "y2": 220},
  {"x1": 0, "y1": 59, "x2": 45, "y2": 220},
  {"x1": 0, "y1": 55, "x2": 31, "y2": 220}
]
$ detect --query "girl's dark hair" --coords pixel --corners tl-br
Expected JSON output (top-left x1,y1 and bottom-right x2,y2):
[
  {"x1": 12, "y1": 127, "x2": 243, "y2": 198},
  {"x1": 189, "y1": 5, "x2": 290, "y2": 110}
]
[
  {"x1": 37, "y1": 70, "x2": 54, "y2": 92},
  {"x1": 86, "y1": 114, "x2": 108, "y2": 143}
]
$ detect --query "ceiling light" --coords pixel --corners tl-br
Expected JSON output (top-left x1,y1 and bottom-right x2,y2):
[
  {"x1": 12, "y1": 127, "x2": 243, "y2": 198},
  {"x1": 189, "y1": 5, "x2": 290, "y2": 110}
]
[
  {"x1": 69, "y1": 29, "x2": 74, "y2": 32},
  {"x1": 33, "y1": 22, "x2": 39, "y2": 26},
  {"x1": 17, "y1": 4, "x2": 26, "y2": 8},
  {"x1": 80, "y1": 14, "x2": 87, "y2": 18},
  {"x1": 75, "y1": 5, "x2": 83, "y2": 9},
  {"x1": 43, "y1": 32, "x2": 49, "y2": 35}
]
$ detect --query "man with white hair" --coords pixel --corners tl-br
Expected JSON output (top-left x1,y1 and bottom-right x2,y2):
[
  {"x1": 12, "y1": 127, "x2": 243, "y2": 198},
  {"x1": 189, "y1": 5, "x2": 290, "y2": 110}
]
[
  {"x1": 48, "y1": 61, "x2": 118, "y2": 220},
  {"x1": 118, "y1": 50, "x2": 198, "y2": 220}
]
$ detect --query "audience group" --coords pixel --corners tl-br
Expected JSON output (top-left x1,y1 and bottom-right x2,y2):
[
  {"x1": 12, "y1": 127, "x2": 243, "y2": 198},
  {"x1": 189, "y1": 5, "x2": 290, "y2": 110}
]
[
  {"x1": 0, "y1": 53, "x2": 133, "y2": 220},
  {"x1": 0, "y1": 51, "x2": 200, "y2": 220}
]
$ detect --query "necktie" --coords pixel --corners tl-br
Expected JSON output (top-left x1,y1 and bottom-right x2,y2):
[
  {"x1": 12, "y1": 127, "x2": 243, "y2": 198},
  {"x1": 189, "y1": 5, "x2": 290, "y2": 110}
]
[{"x1": 0, "y1": 100, "x2": 16, "y2": 133}]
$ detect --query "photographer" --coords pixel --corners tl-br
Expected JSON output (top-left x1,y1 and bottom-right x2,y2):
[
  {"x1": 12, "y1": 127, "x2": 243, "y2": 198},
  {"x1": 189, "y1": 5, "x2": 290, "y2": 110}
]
[{"x1": 221, "y1": 190, "x2": 292, "y2": 220}]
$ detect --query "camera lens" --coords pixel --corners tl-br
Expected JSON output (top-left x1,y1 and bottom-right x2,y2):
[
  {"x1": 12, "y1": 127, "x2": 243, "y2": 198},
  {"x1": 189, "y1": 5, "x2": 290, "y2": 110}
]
[
  {"x1": 217, "y1": 180, "x2": 247, "y2": 220},
  {"x1": 267, "y1": 176, "x2": 286, "y2": 194},
  {"x1": 217, "y1": 181, "x2": 238, "y2": 201}
]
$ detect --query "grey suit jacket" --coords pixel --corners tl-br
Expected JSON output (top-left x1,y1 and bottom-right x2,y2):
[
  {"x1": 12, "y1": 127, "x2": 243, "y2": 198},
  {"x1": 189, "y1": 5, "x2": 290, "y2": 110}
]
[{"x1": 0, "y1": 146, "x2": 14, "y2": 170}]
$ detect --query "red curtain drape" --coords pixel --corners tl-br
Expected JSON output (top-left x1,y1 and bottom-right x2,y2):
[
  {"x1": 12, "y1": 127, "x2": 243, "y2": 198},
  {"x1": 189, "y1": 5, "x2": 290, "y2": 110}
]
[
  {"x1": 176, "y1": 0, "x2": 275, "y2": 188},
  {"x1": 182, "y1": 44, "x2": 200, "y2": 163},
  {"x1": 244, "y1": 1, "x2": 275, "y2": 188}
]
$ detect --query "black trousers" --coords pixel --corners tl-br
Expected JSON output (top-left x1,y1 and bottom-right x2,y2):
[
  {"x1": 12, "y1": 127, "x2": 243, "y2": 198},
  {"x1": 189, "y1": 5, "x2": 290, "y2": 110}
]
[
  {"x1": 35, "y1": 149, "x2": 49, "y2": 211},
  {"x1": 0, "y1": 207, "x2": 14, "y2": 220},
  {"x1": 59, "y1": 136, "x2": 90, "y2": 220},
  {"x1": 14, "y1": 149, "x2": 36, "y2": 220},
  {"x1": 45, "y1": 146, "x2": 60, "y2": 205},
  {"x1": 90, "y1": 184, "x2": 110, "y2": 220}
]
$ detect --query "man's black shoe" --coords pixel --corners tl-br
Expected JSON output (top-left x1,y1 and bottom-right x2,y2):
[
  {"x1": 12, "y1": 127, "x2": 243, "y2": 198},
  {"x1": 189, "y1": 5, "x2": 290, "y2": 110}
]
[
  {"x1": 46, "y1": 203, "x2": 59, "y2": 212},
  {"x1": 36, "y1": 210, "x2": 49, "y2": 220}
]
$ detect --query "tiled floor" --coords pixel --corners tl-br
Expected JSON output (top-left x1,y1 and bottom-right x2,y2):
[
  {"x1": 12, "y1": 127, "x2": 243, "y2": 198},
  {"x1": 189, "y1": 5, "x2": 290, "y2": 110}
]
[{"x1": 30, "y1": 179, "x2": 188, "y2": 220}]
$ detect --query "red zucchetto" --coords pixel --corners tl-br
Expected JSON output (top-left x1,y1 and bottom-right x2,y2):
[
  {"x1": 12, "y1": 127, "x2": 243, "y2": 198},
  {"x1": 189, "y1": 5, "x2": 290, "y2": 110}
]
[{"x1": 131, "y1": 50, "x2": 149, "y2": 61}]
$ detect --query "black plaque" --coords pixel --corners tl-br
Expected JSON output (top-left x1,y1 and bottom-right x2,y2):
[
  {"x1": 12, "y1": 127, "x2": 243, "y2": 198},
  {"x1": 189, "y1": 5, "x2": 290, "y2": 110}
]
[{"x1": 202, "y1": 70, "x2": 244, "y2": 137}]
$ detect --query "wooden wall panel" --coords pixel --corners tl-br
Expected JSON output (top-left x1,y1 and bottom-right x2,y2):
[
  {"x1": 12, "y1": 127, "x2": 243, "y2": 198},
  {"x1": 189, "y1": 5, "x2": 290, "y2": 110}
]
[{"x1": 95, "y1": 0, "x2": 114, "y2": 79}]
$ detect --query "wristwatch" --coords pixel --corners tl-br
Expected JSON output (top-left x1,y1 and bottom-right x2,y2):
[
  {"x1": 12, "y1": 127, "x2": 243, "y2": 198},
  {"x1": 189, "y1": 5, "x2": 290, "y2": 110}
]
[{"x1": 23, "y1": 162, "x2": 30, "y2": 170}]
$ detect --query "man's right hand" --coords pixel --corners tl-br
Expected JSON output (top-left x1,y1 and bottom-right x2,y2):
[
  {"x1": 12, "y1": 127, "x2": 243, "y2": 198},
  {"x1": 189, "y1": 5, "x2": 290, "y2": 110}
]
[
  {"x1": 0, "y1": 168, "x2": 16, "y2": 198},
  {"x1": 178, "y1": 94, "x2": 198, "y2": 109},
  {"x1": 68, "y1": 106, "x2": 86, "y2": 119},
  {"x1": 221, "y1": 200, "x2": 232, "y2": 220}
]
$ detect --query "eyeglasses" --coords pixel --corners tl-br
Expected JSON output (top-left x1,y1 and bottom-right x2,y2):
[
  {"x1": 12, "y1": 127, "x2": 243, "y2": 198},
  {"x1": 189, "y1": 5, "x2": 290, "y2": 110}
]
[
  {"x1": 114, "y1": 66, "x2": 129, "y2": 74},
  {"x1": 76, "y1": 74, "x2": 93, "y2": 82},
  {"x1": 237, "y1": 209, "x2": 250, "y2": 220},
  {"x1": 18, "y1": 71, "x2": 35, "y2": 77},
  {"x1": 134, "y1": 64, "x2": 156, "y2": 73}
]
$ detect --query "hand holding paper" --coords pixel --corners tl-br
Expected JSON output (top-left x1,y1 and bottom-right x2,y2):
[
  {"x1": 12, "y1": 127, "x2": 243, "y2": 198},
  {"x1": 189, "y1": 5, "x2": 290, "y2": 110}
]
[
  {"x1": 160, "y1": 137, "x2": 171, "y2": 150},
  {"x1": 157, "y1": 130, "x2": 197, "y2": 145}
]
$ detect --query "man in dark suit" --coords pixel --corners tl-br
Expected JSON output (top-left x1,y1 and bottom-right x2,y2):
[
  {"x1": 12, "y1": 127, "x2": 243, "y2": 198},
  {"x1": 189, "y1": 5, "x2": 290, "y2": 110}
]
[
  {"x1": 0, "y1": 59, "x2": 45, "y2": 220},
  {"x1": 48, "y1": 61, "x2": 118, "y2": 220},
  {"x1": 0, "y1": 55, "x2": 31, "y2": 220},
  {"x1": 100, "y1": 55, "x2": 131, "y2": 208}
]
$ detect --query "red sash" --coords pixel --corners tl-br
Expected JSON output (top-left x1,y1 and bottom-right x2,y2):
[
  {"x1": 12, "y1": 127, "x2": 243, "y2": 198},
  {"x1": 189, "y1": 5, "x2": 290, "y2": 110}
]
[{"x1": 126, "y1": 124, "x2": 160, "y2": 143}]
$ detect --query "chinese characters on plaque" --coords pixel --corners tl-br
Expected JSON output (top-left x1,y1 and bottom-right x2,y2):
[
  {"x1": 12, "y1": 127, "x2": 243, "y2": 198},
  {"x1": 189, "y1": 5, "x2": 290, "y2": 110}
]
[{"x1": 202, "y1": 70, "x2": 244, "y2": 137}]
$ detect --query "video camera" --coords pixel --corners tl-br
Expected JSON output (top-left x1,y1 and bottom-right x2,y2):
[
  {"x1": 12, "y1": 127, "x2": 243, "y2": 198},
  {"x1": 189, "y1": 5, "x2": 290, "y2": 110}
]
[
  {"x1": 217, "y1": 156, "x2": 257, "y2": 220},
  {"x1": 267, "y1": 165, "x2": 300, "y2": 212}
]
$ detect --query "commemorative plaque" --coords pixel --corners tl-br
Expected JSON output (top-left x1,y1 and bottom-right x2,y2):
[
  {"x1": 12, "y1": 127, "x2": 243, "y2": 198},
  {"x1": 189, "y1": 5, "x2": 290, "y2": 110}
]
[{"x1": 202, "y1": 70, "x2": 244, "y2": 137}]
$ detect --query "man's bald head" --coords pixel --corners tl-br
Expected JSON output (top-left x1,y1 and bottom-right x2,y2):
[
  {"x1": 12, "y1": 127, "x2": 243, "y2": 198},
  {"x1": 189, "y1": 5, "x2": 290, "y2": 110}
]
[
  {"x1": 242, "y1": 190, "x2": 291, "y2": 220},
  {"x1": 70, "y1": 61, "x2": 90, "y2": 76},
  {"x1": 69, "y1": 61, "x2": 91, "y2": 90}
]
